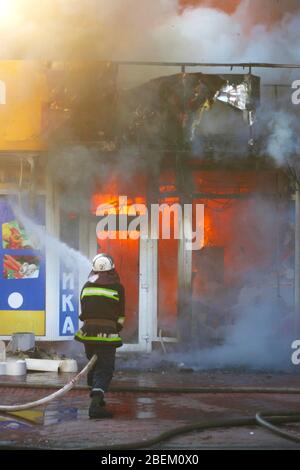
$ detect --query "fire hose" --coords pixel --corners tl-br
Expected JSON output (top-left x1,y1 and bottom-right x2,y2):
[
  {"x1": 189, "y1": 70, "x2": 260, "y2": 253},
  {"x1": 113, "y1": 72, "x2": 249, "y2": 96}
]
[
  {"x1": 0, "y1": 412, "x2": 299, "y2": 450},
  {"x1": 0, "y1": 357, "x2": 299, "y2": 448},
  {"x1": 0, "y1": 355, "x2": 97, "y2": 412}
]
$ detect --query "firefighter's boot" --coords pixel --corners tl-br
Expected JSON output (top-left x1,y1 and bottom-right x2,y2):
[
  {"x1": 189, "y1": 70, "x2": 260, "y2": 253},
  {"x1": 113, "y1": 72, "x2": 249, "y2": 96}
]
[{"x1": 89, "y1": 393, "x2": 113, "y2": 419}]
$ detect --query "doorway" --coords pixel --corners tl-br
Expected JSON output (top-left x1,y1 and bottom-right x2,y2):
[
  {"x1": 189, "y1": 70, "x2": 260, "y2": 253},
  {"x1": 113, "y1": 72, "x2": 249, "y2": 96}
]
[{"x1": 89, "y1": 221, "x2": 157, "y2": 352}]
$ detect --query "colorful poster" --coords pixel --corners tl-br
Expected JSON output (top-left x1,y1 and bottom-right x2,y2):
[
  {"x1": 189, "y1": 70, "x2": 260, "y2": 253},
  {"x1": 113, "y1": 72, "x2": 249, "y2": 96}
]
[
  {"x1": 4, "y1": 255, "x2": 41, "y2": 280},
  {"x1": 2, "y1": 220, "x2": 40, "y2": 250},
  {"x1": 0, "y1": 198, "x2": 46, "y2": 336}
]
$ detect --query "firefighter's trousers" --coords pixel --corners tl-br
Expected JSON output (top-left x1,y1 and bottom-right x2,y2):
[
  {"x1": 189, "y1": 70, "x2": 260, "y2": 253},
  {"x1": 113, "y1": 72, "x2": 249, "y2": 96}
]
[{"x1": 84, "y1": 344, "x2": 116, "y2": 396}]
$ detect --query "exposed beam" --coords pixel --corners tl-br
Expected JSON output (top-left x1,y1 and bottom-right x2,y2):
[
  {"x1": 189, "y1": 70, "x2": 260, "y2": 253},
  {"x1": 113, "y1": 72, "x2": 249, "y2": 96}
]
[{"x1": 113, "y1": 61, "x2": 300, "y2": 69}]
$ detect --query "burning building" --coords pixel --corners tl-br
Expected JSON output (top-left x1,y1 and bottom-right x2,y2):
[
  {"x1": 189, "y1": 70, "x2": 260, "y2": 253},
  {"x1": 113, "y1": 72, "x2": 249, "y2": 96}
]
[{"x1": 0, "y1": 59, "x2": 296, "y2": 361}]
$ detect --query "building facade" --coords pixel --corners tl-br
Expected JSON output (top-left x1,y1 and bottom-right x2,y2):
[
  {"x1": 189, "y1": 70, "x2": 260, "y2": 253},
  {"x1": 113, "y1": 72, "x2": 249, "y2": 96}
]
[{"x1": 0, "y1": 61, "x2": 295, "y2": 352}]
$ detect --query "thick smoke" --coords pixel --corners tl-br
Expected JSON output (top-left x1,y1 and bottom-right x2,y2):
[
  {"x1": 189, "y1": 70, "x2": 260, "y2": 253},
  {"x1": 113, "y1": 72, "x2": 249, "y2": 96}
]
[
  {"x1": 170, "y1": 197, "x2": 295, "y2": 372},
  {"x1": 263, "y1": 110, "x2": 300, "y2": 165},
  {"x1": 0, "y1": 0, "x2": 299, "y2": 66},
  {"x1": 47, "y1": 144, "x2": 159, "y2": 214},
  {"x1": 255, "y1": 86, "x2": 300, "y2": 165},
  {"x1": 175, "y1": 280, "x2": 294, "y2": 371}
]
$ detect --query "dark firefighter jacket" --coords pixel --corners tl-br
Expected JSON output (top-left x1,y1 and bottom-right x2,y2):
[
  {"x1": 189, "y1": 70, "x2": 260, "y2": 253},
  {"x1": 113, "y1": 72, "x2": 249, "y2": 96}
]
[{"x1": 74, "y1": 270, "x2": 125, "y2": 348}]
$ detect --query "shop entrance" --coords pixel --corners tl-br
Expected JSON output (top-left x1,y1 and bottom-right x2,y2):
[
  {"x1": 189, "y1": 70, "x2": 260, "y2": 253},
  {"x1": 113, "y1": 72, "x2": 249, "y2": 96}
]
[{"x1": 89, "y1": 221, "x2": 157, "y2": 352}]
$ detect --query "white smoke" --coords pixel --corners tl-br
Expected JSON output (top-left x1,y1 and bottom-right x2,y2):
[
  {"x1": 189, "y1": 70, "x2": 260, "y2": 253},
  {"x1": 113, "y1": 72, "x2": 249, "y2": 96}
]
[
  {"x1": 186, "y1": 285, "x2": 293, "y2": 371},
  {"x1": 0, "y1": 0, "x2": 299, "y2": 67},
  {"x1": 264, "y1": 110, "x2": 299, "y2": 164},
  {"x1": 150, "y1": 0, "x2": 300, "y2": 66}
]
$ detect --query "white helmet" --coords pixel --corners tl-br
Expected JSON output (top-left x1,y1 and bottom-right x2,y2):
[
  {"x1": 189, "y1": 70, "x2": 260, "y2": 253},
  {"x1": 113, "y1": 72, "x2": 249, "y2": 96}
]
[{"x1": 92, "y1": 253, "x2": 115, "y2": 272}]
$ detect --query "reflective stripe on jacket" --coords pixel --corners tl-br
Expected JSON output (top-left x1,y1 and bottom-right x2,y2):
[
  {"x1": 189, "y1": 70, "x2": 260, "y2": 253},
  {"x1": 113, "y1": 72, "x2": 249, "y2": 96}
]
[
  {"x1": 81, "y1": 287, "x2": 120, "y2": 301},
  {"x1": 74, "y1": 329, "x2": 122, "y2": 347}
]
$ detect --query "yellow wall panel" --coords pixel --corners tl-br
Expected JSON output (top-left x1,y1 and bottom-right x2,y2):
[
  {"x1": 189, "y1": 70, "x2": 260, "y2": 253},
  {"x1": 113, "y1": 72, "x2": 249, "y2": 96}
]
[
  {"x1": 0, "y1": 310, "x2": 45, "y2": 336},
  {"x1": 0, "y1": 61, "x2": 47, "y2": 151}
]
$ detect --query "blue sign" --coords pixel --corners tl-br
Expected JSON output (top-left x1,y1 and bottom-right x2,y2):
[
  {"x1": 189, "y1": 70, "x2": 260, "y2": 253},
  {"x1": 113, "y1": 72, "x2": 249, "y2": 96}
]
[{"x1": 59, "y1": 262, "x2": 79, "y2": 336}]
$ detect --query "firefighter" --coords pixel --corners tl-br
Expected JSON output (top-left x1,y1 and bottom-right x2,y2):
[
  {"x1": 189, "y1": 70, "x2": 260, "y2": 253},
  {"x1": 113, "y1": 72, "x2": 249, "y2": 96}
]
[{"x1": 75, "y1": 254, "x2": 125, "y2": 419}]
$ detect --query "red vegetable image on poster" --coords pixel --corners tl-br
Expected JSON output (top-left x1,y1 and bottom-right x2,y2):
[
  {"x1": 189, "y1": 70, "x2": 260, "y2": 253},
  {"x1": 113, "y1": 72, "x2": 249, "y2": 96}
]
[
  {"x1": 2, "y1": 220, "x2": 40, "y2": 250},
  {"x1": 3, "y1": 255, "x2": 40, "y2": 280}
]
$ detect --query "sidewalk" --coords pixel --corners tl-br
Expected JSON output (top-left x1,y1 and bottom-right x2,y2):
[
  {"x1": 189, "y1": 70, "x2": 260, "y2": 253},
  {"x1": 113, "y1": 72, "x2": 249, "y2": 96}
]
[{"x1": 0, "y1": 369, "x2": 300, "y2": 449}]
